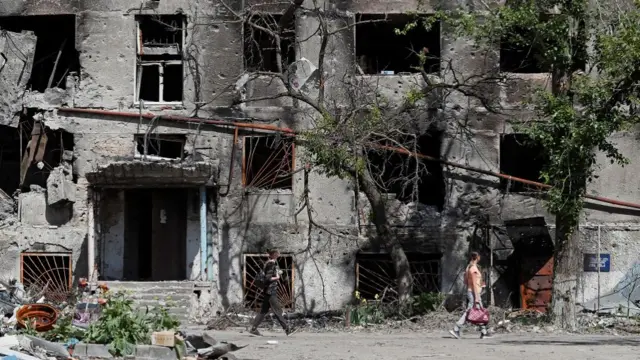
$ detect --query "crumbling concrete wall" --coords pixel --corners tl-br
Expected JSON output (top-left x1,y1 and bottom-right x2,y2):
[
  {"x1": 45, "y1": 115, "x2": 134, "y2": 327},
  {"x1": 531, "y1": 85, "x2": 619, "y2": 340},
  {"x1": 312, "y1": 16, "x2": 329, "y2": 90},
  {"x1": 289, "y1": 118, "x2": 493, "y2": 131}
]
[{"x1": 0, "y1": 0, "x2": 639, "y2": 317}]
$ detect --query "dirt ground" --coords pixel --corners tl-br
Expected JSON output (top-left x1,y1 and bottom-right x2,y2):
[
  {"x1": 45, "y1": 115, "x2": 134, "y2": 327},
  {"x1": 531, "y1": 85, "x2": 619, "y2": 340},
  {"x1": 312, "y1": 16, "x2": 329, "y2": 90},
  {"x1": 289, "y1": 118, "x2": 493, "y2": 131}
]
[{"x1": 212, "y1": 329, "x2": 640, "y2": 360}]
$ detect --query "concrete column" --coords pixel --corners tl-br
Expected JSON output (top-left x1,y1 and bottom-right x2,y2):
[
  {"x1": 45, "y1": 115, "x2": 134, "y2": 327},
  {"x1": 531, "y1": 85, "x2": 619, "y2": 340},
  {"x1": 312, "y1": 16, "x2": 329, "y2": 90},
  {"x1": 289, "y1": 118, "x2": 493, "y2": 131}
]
[{"x1": 87, "y1": 187, "x2": 95, "y2": 280}]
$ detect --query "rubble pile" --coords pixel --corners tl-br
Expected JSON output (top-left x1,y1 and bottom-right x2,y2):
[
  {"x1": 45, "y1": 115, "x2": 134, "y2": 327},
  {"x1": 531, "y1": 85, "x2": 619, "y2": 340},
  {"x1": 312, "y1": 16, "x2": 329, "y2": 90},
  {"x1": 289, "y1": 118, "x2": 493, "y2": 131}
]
[{"x1": 0, "y1": 279, "x2": 251, "y2": 360}]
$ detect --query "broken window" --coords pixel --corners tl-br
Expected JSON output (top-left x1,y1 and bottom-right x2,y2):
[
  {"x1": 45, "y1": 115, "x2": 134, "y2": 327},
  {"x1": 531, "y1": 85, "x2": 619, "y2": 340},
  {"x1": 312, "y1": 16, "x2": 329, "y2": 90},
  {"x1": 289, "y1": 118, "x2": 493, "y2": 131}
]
[
  {"x1": 19, "y1": 111, "x2": 75, "y2": 190},
  {"x1": 355, "y1": 252, "x2": 441, "y2": 301},
  {"x1": 135, "y1": 15, "x2": 185, "y2": 103},
  {"x1": 499, "y1": 26, "x2": 549, "y2": 73},
  {"x1": 0, "y1": 15, "x2": 79, "y2": 92},
  {"x1": 499, "y1": 133, "x2": 546, "y2": 192},
  {"x1": 355, "y1": 14, "x2": 440, "y2": 75},
  {"x1": 243, "y1": 135, "x2": 294, "y2": 190},
  {"x1": 243, "y1": 254, "x2": 294, "y2": 310},
  {"x1": 134, "y1": 134, "x2": 186, "y2": 159},
  {"x1": 20, "y1": 252, "x2": 72, "y2": 303},
  {"x1": 244, "y1": 13, "x2": 296, "y2": 73},
  {"x1": 366, "y1": 129, "x2": 445, "y2": 210}
]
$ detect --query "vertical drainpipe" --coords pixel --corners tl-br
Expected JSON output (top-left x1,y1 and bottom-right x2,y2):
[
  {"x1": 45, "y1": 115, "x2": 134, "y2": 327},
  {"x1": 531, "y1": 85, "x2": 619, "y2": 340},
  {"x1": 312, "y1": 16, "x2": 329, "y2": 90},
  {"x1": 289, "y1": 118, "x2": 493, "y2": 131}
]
[
  {"x1": 200, "y1": 186, "x2": 207, "y2": 280},
  {"x1": 87, "y1": 187, "x2": 95, "y2": 280}
]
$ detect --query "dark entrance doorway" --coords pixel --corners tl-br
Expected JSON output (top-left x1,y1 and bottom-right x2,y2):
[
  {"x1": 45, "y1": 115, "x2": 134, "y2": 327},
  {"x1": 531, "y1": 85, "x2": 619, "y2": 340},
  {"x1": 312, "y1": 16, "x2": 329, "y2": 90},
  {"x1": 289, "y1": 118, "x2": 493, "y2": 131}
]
[{"x1": 123, "y1": 189, "x2": 187, "y2": 281}]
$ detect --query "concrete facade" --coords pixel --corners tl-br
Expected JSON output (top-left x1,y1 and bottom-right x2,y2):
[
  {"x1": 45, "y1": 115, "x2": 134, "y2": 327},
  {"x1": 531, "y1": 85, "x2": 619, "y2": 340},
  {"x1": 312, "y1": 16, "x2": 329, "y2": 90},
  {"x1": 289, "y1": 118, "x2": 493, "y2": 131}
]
[{"x1": 0, "y1": 0, "x2": 639, "y2": 319}]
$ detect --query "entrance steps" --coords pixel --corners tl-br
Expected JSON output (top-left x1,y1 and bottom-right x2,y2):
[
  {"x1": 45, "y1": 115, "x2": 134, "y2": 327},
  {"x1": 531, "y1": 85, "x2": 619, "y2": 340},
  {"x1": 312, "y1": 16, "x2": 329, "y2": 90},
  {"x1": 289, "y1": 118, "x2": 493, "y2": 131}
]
[{"x1": 104, "y1": 281, "x2": 207, "y2": 325}]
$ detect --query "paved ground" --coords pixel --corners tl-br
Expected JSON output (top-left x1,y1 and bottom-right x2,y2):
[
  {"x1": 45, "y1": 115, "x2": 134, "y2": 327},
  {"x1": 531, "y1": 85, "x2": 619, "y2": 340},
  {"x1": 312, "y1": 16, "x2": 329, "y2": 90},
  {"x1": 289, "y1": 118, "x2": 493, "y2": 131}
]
[{"x1": 212, "y1": 329, "x2": 640, "y2": 360}]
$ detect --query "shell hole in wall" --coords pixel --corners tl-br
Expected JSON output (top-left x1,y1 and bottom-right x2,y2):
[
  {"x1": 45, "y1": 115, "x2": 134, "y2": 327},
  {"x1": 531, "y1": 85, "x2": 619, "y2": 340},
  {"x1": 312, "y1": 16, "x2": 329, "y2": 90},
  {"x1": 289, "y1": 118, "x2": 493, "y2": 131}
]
[
  {"x1": 0, "y1": 15, "x2": 79, "y2": 92},
  {"x1": 2, "y1": 110, "x2": 75, "y2": 194},
  {"x1": 355, "y1": 14, "x2": 441, "y2": 75}
]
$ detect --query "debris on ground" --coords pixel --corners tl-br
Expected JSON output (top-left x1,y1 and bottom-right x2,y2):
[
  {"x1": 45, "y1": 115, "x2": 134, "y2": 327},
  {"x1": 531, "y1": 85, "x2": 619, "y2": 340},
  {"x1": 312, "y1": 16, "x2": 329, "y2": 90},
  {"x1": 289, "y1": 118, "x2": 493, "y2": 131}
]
[{"x1": 181, "y1": 331, "x2": 247, "y2": 359}]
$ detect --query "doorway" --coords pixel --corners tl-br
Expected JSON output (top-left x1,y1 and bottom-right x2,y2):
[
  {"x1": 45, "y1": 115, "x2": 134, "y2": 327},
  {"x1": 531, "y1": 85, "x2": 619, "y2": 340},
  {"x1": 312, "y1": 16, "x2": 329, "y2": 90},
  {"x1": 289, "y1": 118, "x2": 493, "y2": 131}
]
[{"x1": 123, "y1": 189, "x2": 187, "y2": 281}]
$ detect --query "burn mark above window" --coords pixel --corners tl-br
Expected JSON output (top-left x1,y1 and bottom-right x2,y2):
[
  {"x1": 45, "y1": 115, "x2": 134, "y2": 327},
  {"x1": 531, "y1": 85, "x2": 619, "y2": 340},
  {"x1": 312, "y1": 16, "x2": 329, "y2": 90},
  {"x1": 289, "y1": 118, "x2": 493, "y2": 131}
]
[
  {"x1": 135, "y1": 15, "x2": 185, "y2": 104},
  {"x1": 244, "y1": 13, "x2": 296, "y2": 73},
  {"x1": 135, "y1": 134, "x2": 186, "y2": 159},
  {"x1": 355, "y1": 14, "x2": 440, "y2": 75},
  {"x1": 0, "y1": 15, "x2": 79, "y2": 92},
  {"x1": 243, "y1": 135, "x2": 294, "y2": 190},
  {"x1": 499, "y1": 133, "x2": 547, "y2": 192}
]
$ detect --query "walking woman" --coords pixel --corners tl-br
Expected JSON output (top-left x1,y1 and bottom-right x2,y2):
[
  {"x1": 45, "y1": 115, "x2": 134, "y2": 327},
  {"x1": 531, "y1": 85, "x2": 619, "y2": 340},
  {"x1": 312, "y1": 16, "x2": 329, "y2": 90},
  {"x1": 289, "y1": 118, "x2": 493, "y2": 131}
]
[{"x1": 449, "y1": 252, "x2": 492, "y2": 339}]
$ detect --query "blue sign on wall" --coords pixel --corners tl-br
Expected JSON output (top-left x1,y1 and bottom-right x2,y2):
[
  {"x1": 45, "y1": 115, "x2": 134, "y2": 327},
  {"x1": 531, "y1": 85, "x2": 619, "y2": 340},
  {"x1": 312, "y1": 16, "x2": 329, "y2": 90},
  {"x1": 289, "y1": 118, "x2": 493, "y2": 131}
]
[{"x1": 583, "y1": 253, "x2": 611, "y2": 272}]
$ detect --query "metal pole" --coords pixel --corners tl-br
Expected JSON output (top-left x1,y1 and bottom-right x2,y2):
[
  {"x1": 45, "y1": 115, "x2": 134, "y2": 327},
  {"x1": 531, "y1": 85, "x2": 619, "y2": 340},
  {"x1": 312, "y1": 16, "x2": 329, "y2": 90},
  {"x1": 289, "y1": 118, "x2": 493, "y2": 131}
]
[
  {"x1": 200, "y1": 186, "x2": 207, "y2": 280},
  {"x1": 597, "y1": 225, "x2": 601, "y2": 313},
  {"x1": 87, "y1": 187, "x2": 95, "y2": 281}
]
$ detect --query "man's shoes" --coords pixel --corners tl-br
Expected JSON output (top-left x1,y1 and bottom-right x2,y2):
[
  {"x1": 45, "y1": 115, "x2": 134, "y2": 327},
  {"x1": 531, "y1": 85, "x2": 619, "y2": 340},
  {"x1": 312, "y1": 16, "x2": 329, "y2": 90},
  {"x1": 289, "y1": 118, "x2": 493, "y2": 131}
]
[
  {"x1": 480, "y1": 332, "x2": 493, "y2": 339},
  {"x1": 449, "y1": 329, "x2": 460, "y2": 339},
  {"x1": 248, "y1": 328, "x2": 262, "y2": 336},
  {"x1": 285, "y1": 326, "x2": 298, "y2": 336}
]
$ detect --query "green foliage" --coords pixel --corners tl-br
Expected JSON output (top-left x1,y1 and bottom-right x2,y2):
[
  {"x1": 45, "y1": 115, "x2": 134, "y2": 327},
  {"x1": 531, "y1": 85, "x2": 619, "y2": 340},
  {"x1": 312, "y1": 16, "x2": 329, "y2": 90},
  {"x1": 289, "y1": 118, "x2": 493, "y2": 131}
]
[
  {"x1": 43, "y1": 315, "x2": 85, "y2": 343},
  {"x1": 349, "y1": 291, "x2": 384, "y2": 325},
  {"x1": 429, "y1": 0, "x2": 640, "y2": 232},
  {"x1": 17, "y1": 321, "x2": 39, "y2": 337},
  {"x1": 410, "y1": 292, "x2": 445, "y2": 314},
  {"x1": 84, "y1": 291, "x2": 180, "y2": 356}
]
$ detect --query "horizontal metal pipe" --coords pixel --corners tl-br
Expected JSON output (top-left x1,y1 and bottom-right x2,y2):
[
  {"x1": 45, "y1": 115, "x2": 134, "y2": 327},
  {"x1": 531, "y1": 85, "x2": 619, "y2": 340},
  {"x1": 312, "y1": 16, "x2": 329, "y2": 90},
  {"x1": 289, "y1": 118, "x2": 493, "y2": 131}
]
[
  {"x1": 57, "y1": 107, "x2": 296, "y2": 134},
  {"x1": 57, "y1": 107, "x2": 640, "y2": 211}
]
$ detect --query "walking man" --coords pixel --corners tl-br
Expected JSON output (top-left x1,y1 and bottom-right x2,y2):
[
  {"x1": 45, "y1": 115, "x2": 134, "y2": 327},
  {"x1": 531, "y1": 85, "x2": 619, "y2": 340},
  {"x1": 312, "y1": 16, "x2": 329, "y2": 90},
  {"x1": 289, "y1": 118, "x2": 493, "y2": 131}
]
[
  {"x1": 249, "y1": 249, "x2": 295, "y2": 336},
  {"x1": 449, "y1": 251, "x2": 492, "y2": 339}
]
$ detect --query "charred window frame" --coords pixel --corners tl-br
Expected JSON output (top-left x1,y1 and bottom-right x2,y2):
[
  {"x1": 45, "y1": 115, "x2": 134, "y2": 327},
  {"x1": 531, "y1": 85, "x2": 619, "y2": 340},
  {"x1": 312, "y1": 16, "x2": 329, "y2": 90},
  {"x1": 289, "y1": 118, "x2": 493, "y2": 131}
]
[
  {"x1": 134, "y1": 134, "x2": 186, "y2": 160},
  {"x1": 242, "y1": 135, "x2": 295, "y2": 190},
  {"x1": 135, "y1": 15, "x2": 185, "y2": 104},
  {"x1": 244, "y1": 13, "x2": 296, "y2": 73},
  {"x1": 499, "y1": 133, "x2": 547, "y2": 193},
  {"x1": 354, "y1": 14, "x2": 441, "y2": 75}
]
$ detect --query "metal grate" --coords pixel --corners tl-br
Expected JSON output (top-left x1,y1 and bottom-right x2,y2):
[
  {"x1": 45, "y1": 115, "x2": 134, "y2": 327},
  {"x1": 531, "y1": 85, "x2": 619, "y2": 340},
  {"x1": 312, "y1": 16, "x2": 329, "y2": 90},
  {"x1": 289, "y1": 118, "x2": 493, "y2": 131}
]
[
  {"x1": 20, "y1": 252, "x2": 72, "y2": 303},
  {"x1": 243, "y1": 254, "x2": 295, "y2": 310}
]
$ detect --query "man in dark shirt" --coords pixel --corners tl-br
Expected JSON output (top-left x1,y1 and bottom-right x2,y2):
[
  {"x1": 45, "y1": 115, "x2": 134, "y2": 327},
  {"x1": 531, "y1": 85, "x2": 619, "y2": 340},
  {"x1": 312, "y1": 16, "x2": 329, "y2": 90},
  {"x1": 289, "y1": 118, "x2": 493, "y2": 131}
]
[{"x1": 249, "y1": 249, "x2": 295, "y2": 336}]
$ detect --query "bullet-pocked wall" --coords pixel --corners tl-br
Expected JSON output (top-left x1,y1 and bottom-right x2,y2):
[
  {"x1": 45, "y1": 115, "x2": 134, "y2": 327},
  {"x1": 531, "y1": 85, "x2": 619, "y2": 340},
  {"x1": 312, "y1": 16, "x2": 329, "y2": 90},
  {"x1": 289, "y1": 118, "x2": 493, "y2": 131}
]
[{"x1": 0, "y1": 0, "x2": 639, "y2": 315}]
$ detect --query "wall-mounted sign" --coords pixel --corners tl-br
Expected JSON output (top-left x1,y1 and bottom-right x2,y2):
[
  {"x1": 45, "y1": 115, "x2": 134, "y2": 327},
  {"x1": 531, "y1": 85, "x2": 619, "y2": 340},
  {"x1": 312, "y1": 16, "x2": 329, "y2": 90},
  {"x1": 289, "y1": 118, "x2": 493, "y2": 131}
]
[{"x1": 583, "y1": 253, "x2": 610, "y2": 272}]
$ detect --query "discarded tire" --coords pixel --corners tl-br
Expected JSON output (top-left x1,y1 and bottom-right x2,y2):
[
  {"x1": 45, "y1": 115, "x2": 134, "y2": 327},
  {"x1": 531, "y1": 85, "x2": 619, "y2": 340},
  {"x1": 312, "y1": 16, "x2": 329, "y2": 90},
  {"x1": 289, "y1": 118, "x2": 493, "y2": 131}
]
[{"x1": 16, "y1": 304, "x2": 59, "y2": 332}]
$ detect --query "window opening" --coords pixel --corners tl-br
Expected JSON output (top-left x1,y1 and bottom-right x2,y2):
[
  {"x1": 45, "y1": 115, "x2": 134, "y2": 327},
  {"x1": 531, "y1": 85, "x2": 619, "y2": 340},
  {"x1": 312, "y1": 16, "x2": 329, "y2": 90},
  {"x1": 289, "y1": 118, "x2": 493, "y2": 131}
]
[
  {"x1": 0, "y1": 15, "x2": 79, "y2": 92},
  {"x1": 355, "y1": 14, "x2": 440, "y2": 75},
  {"x1": 244, "y1": 13, "x2": 296, "y2": 73},
  {"x1": 243, "y1": 254, "x2": 294, "y2": 310},
  {"x1": 499, "y1": 133, "x2": 546, "y2": 192},
  {"x1": 134, "y1": 134, "x2": 186, "y2": 159},
  {"x1": 135, "y1": 15, "x2": 185, "y2": 103},
  {"x1": 243, "y1": 135, "x2": 294, "y2": 190},
  {"x1": 20, "y1": 252, "x2": 72, "y2": 303},
  {"x1": 355, "y1": 252, "x2": 441, "y2": 301}
]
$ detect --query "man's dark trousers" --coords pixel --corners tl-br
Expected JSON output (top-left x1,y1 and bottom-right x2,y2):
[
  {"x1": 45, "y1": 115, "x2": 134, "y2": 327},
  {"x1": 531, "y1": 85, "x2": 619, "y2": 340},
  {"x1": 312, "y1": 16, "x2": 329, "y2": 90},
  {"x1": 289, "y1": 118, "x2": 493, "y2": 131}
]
[{"x1": 251, "y1": 292, "x2": 287, "y2": 330}]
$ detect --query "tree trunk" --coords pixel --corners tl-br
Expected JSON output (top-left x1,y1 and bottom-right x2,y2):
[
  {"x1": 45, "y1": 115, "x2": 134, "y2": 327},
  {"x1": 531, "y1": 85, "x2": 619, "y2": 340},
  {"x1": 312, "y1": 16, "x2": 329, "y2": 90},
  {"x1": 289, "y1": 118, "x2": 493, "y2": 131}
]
[
  {"x1": 551, "y1": 212, "x2": 580, "y2": 330},
  {"x1": 357, "y1": 167, "x2": 413, "y2": 302}
]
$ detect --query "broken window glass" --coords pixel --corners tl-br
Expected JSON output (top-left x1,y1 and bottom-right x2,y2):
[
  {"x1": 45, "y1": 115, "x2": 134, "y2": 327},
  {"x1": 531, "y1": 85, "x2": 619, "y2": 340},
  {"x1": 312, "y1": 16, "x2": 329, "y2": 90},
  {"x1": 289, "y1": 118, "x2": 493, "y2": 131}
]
[{"x1": 135, "y1": 15, "x2": 185, "y2": 104}]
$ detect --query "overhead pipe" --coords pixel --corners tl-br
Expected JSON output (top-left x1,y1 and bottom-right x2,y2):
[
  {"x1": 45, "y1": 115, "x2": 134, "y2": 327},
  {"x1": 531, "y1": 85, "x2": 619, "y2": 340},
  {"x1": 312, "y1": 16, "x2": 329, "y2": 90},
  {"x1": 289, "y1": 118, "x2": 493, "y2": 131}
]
[
  {"x1": 57, "y1": 107, "x2": 640, "y2": 211},
  {"x1": 57, "y1": 107, "x2": 296, "y2": 134},
  {"x1": 374, "y1": 143, "x2": 640, "y2": 211}
]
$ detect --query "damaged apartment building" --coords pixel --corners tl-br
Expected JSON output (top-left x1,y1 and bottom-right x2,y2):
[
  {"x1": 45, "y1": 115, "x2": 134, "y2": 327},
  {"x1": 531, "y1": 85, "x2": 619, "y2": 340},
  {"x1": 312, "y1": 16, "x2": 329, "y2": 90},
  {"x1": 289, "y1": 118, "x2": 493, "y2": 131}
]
[{"x1": 1, "y1": 0, "x2": 640, "y2": 322}]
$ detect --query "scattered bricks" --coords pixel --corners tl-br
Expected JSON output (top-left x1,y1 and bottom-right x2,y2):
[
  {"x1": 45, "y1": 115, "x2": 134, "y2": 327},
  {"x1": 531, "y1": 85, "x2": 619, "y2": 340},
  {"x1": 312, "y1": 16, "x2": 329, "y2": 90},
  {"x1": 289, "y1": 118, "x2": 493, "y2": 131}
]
[{"x1": 135, "y1": 345, "x2": 175, "y2": 360}]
